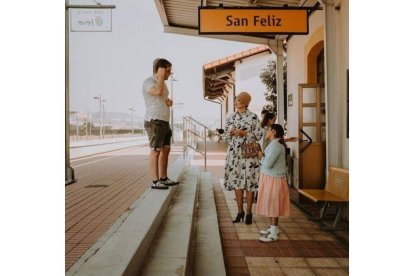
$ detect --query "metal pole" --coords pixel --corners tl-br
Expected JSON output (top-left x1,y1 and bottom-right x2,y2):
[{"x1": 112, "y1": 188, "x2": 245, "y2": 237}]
[
  {"x1": 65, "y1": 1, "x2": 76, "y2": 185},
  {"x1": 276, "y1": 40, "x2": 284, "y2": 124},
  {"x1": 220, "y1": 102, "x2": 223, "y2": 129},
  {"x1": 102, "y1": 100, "x2": 106, "y2": 137},
  {"x1": 86, "y1": 112, "x2": 89, "y2": 137},
  {"x1": 204, "y1": 126, "x2": 207, "y2": 172},
  {"x1": 99, "y1": 94, "x2": 103, "y2": 138},
  {"x1": 183, "y1": 117, "x2": 186, "y2": 158},
  {"x1": 170, "y1": 76, "x2": 174, "y2": 144},
  {"x1": 76, "y1": 112, "x2": 79, "y2": 140},
  {"x1": 129, "y1": 107, "x2": 135, "y2": 135},
  {"x1": 323, "y1": 0, "x2": 341, "y2": 168},
  {"x1": 88, "y1": 112, "x2": 91, "y2": 137}
]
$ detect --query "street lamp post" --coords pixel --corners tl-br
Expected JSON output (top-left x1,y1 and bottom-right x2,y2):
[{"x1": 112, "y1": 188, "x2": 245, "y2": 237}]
[
  {"x1": 102, "y1": 99, "x2": 106, "y2": 137},
  {"x1": 129, "y1": 107, "x2": 136, "y2": 135},
  {"x1": 93, "y1": 94, "x2": 106, "y2": 139},
  {"x1": 70, "y1": 111, "x2": 79, "y2": 141},
  {"x1": 75, "y1": 111, "x2": 79, "y2": 140},
  {"x1": 170, "y1": 74, "x2": 178, "y2": 144}
]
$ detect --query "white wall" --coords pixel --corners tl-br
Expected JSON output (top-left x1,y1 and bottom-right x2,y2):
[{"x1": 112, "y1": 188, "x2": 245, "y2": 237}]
[
  {"x1": 286, "y1": 0, "x2": 349, "y2": 187},
  {"x1": 234, "y1": 51, "x2": 276, "y2": 117}
]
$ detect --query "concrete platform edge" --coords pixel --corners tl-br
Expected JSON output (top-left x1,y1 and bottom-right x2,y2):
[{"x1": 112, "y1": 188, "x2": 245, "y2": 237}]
[
  {"x1": 139, "y1": 166, "x2": 199, "y2": 276},
  {"x1": 194, "y1": 172, "x2": 226, "y2": 275}
]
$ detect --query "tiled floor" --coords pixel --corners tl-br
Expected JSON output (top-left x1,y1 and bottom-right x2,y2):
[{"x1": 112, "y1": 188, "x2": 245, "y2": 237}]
[
  {"x1": 214, "y1": 185, "x2": 349, "y2": 275},
  {"x1": 198, "y1": 141, "x2": 349, "y2": 276}
]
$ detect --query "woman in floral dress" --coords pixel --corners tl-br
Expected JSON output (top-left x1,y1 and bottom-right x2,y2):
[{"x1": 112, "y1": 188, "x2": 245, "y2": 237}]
[{"x1": 223, "y1": 92, "x2": 262, "y2": 225}]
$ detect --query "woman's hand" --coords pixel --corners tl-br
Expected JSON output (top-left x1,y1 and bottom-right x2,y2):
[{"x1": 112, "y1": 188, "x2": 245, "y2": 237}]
[
  {"x1": 234, "y1": 129, "x2": 247, "y2": 137},
  {"x1": 258, "y1": 150, "x2": 264, "y2": 159},
  {"x1": 285, "y1": 136, "x2": 299, "y2": 142}
]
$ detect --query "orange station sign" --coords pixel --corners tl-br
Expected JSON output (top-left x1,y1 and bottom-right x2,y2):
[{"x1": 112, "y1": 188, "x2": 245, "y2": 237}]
[{"x1": 199, "y1": 7, "x2": 309, "y2": 35}]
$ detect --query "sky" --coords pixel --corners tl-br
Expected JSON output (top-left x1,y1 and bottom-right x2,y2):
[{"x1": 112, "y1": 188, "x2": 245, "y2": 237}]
[{"x1": 69, "y1": 0, "x2": 257, "y2": 124}]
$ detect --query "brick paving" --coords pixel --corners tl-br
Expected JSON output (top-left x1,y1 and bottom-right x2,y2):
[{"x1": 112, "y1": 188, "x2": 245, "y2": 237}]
[
  {"x1": 194, "y1": 141, "x2": 349, "y2": 275},
  {"x1": 65, "y1": 144, "x2": 181, "y2": 271}
]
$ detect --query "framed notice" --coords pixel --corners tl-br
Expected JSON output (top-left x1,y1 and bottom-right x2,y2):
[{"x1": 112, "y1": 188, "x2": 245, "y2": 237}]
[
  {"x1": 288, "y1": 94, "x2": 293, "y2": 106},
  {"x1": 70, "y1": 8, "x2": 112, "y2": 32}
]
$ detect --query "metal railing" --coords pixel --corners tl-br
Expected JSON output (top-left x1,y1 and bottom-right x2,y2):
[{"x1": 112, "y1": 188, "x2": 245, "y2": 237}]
[{"x1": 182, "y1": 116, "x2": 209, "y2": 171}]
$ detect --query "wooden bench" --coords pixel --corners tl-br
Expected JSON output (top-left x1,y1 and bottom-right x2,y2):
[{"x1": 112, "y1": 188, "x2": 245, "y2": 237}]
[{"x1": 298, "y1": 167, "x2": 349, "y2": 230}]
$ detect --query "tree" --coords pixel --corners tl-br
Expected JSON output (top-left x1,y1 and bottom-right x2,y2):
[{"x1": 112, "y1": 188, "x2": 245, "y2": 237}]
[{"x1": 259, "y1": 53, "x2": 287, "y2": 117}]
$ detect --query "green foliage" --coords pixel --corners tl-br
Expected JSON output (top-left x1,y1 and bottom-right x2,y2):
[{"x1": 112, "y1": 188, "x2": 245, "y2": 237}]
[
  {"x1": 259, "y1": 55, "x2": 287, "y2": 115},
  {"x1": 260, "y1": 60, "x2": 277, "y2": 112}
]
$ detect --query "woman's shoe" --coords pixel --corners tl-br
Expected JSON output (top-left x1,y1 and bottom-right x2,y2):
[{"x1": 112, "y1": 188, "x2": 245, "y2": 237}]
[
  {"x1": 232, "y1": 211, "x2": 245, "y2": 223},
  {"x1": 245, "y1": 213, "x2": 253, "y2": 225}
]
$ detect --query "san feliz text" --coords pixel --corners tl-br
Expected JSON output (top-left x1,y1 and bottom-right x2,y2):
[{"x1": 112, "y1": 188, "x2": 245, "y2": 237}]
[{"x1": 226, "y1": 15, "x2": 282, "y2": 27}]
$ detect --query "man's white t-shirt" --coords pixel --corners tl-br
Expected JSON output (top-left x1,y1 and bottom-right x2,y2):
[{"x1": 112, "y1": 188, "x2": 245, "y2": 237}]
[{"x1": 142, "y1": 75, "x2": 170, "y2": 122}]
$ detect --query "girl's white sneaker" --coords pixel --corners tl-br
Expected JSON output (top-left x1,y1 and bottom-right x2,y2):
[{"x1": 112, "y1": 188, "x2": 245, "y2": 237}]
[
  {"x1": 259, "y1": 228, "x2": 271, "y2": 235},
  {"x1": 259, "y1": 233, "x2": 278, "y2": 243},
  {"x1": 259, "y1": 226, "x2": 278, "y2": 236}
]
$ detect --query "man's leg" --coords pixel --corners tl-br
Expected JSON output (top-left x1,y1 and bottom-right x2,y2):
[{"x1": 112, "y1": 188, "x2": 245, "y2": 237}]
[
  {"x1": 159, "y1": 145, "x2": 170, "y2": 179},
  {"x1": 159, "y1": 145, "x2": 178, "y2": 186},
  {"x1": 158, "y1": 124, "x2": 178, "y2": 186},
  {"x1": 145, "y1": 120, "x2": 168, "y2": 190},
  {"x1": 150, "y1": 149, "x2": 161, "y2": 181}
]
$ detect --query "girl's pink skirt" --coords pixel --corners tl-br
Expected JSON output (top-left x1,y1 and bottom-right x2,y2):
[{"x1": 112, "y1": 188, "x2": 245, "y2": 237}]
[{"x1": 256, "y1": 173, "x2": 291, "y2": 218}]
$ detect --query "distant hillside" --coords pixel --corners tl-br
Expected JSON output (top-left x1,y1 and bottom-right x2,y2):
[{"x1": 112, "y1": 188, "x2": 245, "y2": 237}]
[
  {"x1": 70, "y1": 112, "x2": 144, "y2": 129},
  {"x1": 70, "y1": 112, "x2": 221, "y2": 130}
]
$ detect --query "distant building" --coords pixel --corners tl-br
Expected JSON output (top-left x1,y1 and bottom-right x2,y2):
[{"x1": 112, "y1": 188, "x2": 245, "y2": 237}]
[{"x1": 202, "y1": 45, "x2": 275, "y2": 127}]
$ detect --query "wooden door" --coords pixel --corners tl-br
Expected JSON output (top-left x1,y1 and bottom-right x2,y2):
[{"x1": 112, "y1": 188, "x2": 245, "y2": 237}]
[{"x1": 298, "y1": 84, "x2": 326, "y2": 201}]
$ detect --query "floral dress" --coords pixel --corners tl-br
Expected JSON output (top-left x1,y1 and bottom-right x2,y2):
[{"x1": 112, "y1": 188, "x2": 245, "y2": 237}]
[{"x1": 223, "y1": 110, "x2": 263, "y2": 191}]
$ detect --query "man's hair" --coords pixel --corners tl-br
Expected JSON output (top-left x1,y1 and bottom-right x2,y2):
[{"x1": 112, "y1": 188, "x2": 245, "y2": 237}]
[{"x1": 153, "y1": 58, "x2": 172, "y2": 73}]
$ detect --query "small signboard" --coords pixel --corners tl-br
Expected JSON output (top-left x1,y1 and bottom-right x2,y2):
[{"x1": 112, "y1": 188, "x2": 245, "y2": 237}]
[
  {"x1": 70, "y1": 8, "x2": 112, "y2": 32},
  {"x1": 199, "y1": 7, "x2": 308, "y2": 35}
]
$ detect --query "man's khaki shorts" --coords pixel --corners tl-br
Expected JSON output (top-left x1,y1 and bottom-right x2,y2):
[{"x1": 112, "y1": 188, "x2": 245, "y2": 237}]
[{"x1": 144, "y1": 119, "x2": 172, "y2": 151}]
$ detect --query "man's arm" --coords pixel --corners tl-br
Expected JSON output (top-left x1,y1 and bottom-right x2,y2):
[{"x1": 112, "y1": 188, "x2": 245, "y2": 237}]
[{"x1": 148, "y1": 67, "x2": 166, "y2": 96}]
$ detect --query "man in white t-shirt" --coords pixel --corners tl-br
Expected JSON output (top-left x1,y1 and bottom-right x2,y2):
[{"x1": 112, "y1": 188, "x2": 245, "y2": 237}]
[{"x1": 142, "y1": 58, "x2": 179, "y2": 189}]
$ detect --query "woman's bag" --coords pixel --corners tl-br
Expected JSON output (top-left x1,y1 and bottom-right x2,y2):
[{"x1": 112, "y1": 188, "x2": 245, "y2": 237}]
[{"x1": 241, "y1": 140, "x2": 261, "y2": 158}]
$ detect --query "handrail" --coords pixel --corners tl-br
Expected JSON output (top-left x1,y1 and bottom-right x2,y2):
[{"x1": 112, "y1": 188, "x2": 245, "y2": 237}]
[
  {"x1": 183, "y1": 116, "x2": 208, "y2": 171},
  {"x1": 299, "y1": 128, "x2": 313, "y2": 153}
]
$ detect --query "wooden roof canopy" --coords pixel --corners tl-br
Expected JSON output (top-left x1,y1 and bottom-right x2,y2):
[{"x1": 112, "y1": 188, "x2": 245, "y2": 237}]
[{"x1": 203, "y1": 45, "x2": 271, "y2": 101}]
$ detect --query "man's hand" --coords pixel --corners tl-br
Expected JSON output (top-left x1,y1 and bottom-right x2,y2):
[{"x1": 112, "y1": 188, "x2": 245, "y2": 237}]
[
  {"x1": 156, "y1": 67, "x2": 166, "y2": 80},
  {"x1": 166, "y1": 98, "x2": 173, "y2": 107}
]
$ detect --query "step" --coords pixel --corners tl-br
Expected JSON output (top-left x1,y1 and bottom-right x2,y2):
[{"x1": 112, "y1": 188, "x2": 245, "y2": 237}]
[
  {"x1": 66, "y1": 157, "x2": 186, "y2": 276},
  {"x1": 140, "y1": 166, "x2": 200, "y2": 275},
  {"x1": 194, "y1": 172, "x2": 226, "y2": 275}
]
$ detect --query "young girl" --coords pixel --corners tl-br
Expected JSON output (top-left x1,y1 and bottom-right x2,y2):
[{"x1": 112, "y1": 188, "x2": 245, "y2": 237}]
[
  {"x1": 260, "y1": 112, "x2": 276, "y2": 151},
  {"x1": 256, "y1": 124, "x2": 291, "y2": 242}
]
